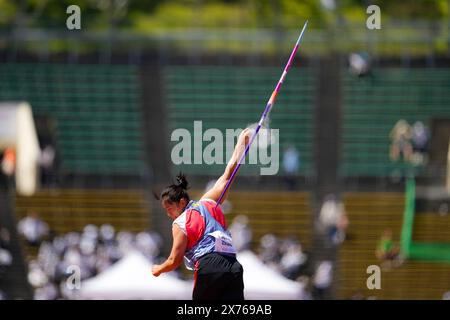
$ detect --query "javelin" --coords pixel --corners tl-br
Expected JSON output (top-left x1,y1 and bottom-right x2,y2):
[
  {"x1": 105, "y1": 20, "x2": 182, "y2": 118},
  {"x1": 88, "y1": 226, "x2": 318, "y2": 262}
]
[{"x1": 216, "y1": 20, "x2": 309, "y2": 207}]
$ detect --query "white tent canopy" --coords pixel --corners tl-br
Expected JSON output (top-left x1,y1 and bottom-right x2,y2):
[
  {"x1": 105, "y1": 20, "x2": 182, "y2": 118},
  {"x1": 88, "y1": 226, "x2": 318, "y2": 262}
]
[
  {"x1": 79, "y1": 250, "x2": 192, "y2": 300},
  {"x1": 78, "y1": 250, "x2": 305, "y2": 300},
  {"x1": 237, "y1": 250, "x2": 305, "y2": 300},
  {"x1": 0, "y1": 102, "x2": 40, "y2": 195}
]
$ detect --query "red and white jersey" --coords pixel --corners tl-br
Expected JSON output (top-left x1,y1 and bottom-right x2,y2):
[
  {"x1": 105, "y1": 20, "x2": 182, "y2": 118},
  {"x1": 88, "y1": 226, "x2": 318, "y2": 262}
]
[{"x1": 173, "y1": 198, "x2": 235, "y2": 270}]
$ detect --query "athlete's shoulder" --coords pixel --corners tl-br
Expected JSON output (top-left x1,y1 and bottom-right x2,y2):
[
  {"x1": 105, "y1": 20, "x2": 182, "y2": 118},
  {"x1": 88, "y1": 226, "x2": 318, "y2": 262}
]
[
  {"x1": 173, "y1": 211, "x2": 187, "y2": 235},
  {"x1": 188, "y1": 200, "x2": 203, "y2": 209},
  {"x1": 173, "y1": 211, "x2": 187, "y2": 225}
]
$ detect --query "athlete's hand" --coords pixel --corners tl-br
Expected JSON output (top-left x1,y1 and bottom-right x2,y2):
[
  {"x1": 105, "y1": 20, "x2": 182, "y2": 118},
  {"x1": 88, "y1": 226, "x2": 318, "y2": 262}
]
[
  {"x1": 152, "y1": 265, "x2": 162, "y2": 277},
  {"x1": 239, "y1": 128, "x2": 253, "y2": 144},
  {"x1": 238, "y1": 128, "x2": 251, "y2": 147}
]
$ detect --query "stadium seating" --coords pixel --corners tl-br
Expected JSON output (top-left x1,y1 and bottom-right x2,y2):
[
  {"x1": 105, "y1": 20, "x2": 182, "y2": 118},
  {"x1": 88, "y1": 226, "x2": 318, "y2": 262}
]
[
  {"x1": 0, "y1": 63, "x2": 145, "y2": 175},
  {"x1": 337, "y1": 192, "x2": 450, "y2": 299},
  {"x1": 190, "y1": 190, "x2": 312, "y2": 250},
  {"x1": 341, "y1": 68, "x2": 450, "y2": 177},
  {"x1": 413, "y1": 213, "x2": 450, "y2": 243},
  {"x1": 14, "y1": 189, "x2": 151, "y2": 260},
  {"x1": 164, "y1": 66, "x2": 316, "y2": 177}
]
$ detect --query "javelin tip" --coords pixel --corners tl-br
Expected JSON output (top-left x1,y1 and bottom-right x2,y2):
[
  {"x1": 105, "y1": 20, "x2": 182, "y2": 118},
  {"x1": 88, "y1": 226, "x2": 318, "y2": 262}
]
[{"x1": 295, "y1": 20, "x2": 309, "y2": 46}]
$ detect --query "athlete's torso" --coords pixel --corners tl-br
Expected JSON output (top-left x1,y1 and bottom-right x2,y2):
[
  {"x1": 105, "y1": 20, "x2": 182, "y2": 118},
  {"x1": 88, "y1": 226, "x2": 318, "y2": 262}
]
[{"x1": 173, "y1": 199, "x2": 236, "y2": 270}]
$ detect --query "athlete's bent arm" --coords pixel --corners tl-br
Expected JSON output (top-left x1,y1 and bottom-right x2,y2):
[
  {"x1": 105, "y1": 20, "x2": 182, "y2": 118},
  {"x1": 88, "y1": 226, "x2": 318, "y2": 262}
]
[
  {"x1": 201, "y1": 128, "x2": 251, "y2": 204},
  {"x1": 152, "y1": 224, "x2": 187, "y2": 277}
]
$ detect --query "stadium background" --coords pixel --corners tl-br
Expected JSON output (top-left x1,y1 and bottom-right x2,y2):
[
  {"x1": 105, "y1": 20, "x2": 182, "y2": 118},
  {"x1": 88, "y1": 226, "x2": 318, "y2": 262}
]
[{"x1": 0, "y1": 0, "x2": 449, "y2": 300}]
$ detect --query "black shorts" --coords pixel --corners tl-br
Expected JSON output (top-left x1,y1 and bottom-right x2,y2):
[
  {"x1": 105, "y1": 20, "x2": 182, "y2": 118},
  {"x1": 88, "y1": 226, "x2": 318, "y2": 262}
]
[{"x1": 193, "y1": 252, "x2": 244, "y2": 300}]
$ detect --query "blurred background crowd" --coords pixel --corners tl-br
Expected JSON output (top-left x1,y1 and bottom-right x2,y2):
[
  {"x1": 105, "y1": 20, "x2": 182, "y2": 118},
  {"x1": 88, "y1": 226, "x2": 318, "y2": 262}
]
[{"x1": 1, "y1": 0, "x2": 450, "y2": 300}]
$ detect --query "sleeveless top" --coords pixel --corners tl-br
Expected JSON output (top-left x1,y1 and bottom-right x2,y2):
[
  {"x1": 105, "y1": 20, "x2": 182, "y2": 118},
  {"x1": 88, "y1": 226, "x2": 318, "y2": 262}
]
[{"x1": 173, "y1": 199, "x2": 236, "y2": 270}]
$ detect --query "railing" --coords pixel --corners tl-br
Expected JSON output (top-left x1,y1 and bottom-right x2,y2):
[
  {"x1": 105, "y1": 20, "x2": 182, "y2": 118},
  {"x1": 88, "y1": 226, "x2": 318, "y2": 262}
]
[
  {"x1": 0, "y1": 21, "x2": 449, "y2": 57},
  {"x1": 401, "y1": 177, "x2": 450, "y2": 263}
]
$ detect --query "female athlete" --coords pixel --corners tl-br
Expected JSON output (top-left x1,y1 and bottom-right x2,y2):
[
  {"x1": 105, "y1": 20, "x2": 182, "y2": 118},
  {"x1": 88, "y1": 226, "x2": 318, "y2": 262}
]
[{"x1": 151, "y1": 128, "x2": 251, "y2": 300}]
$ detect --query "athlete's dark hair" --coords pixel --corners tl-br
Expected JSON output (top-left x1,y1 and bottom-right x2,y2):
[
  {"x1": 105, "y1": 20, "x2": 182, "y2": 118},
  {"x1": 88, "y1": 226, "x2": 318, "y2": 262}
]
[{"x1": 157, "y1": 172, "x2": 190, "y2": 204}]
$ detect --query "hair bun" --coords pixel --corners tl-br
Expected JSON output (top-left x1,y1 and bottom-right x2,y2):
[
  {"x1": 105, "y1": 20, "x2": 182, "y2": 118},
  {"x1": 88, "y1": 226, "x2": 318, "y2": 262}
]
[{"x1": 176, "y1": 173, "x2": 189, "y2": 190}]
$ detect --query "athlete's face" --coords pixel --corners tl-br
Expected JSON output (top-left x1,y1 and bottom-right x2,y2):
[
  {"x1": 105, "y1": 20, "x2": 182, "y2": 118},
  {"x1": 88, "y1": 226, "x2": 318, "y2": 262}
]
[{"x1": 162, "y1": 198, "x2": 187, "y2": 220}]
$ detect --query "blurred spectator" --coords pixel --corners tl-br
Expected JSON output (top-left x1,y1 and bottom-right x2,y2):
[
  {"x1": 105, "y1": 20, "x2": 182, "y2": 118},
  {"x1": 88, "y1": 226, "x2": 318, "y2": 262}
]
[
  {"x1": 135, "y1": 231, "x2": 161, "y2": 261},
  {"x1": 258, "y1": 234, "x2": 282, "y2": 270},
  {"x1": 278, "y1": 237, "x2": 307, "y2": 280},
  {"x1": 390, "y1": 119, "x2": 413, "y2": 163},
  {"x1": 375, "y1": 228, "x2": 401, "y2": 269},
  {"x1": 282, "y1": 145, "x2": 300, "y2": 190},
  {"x1": 410, "y1": 121, "x2": 430, "y2": 166},
  {"x1": 83, "y1": 224, "x2": 99, "y2": 239},
  {"x1": 438, "y1": 203, "x2": 449, "y2": 216},
  {"x1": 24, "y1": 223, "x2": 165, "y2": 299},
  {"x1": 95, "y1": 246, "x2": 113, "y2": 274},
  {"x1": 28, "y1": 260, "x2": 49, "y2": 288},
  {"x1": 38, "y1": 144, "x2": 56, "y2": 187},
  {"x1": 0, "y1": 224, "x2": 12, "y2": 274},
  {"x1": 0, "y1": 246, "x2": 13, "y2": 267},
  {"x1": 442, "y1": 290, "x2": 450, "y2": 300},
  {"x1": 34, "y1": 282, "x2": 58, "y2": 300},
  {"x1": 257, "y1": 233, "x2": 311, "y2": 281},
  {"x1": 148, "y1": 231, "x2": 163, "y2": 253},
  {"x1": 117, "y1": 231, "x2": 135, "y2": 256},
  {"x1": 319, "y1": 194, "x2": 349, "y2": 246},
  {"x1": 312, "y1": 261, "x2": 333, "y2": 300},
  {"x1": 229, "y1": 215, "x2": 252, "y2": 252},
  {"x1": 320, "y1": 0, "x2": 336, "y2": 11},
  {"x1": 0, "y1": 224, "x2": 10, "y2": 248},
  {"x1": 37, "y1": 241, "x2": 59, "y2": 281},
  {"x1": 99, "y1": 224, "x2": 115, "y2": 246},
  {"x1": 18, "y1": 211, "x2": 49, "y2": 246},
  {"x1": 348, "y1": 52, "x2": 371, "y2": 77},
  {"x1": 52, "y1": 235, "x2": 67, "y2": 257},
  {"x1": 296, "y1": 275, "x2": 313, "y2": 300},
  {"x1": 98, "y1": 224, "x2": 123, "y2": 265},
  {"x1": 1, "y1": 147, "x2": 16, "y2": 177}
]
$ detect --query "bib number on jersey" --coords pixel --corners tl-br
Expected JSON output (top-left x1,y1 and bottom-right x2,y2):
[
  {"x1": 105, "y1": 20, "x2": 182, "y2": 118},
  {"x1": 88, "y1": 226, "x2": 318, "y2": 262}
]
[{"x1": 208, "y1": 231, "x2": 236, "y2": 254}]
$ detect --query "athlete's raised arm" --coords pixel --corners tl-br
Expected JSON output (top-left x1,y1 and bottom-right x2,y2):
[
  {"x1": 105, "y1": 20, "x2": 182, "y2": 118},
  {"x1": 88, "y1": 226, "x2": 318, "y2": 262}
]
[{"x1": 201, "y1": 128, "x2": 251, "y2": 204}]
